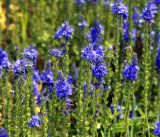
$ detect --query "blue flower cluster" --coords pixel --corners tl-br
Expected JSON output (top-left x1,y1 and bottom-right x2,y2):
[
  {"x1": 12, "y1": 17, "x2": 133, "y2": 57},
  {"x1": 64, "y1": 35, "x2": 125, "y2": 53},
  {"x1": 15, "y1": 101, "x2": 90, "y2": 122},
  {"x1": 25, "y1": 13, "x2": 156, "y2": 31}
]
[
  {"x1": 50, "y1": 48, "x2": 66, "y2": 58},
  {"x1": 51, "y1": 21, "x2": 74, "y2": 58},
  {"x1": 142, "y1": 1, "x2": 158, "y2": 23},
  {"x1": 55, "y1": 72, "x2": 72, "y2": 100},
  {"x1": 13, "y1": 59, "x2": 33, "y2": 80},
  {"x1": 28, "y1": 115, "x2": 42, "y2": 127},
  {"x1": 22, "y1": 46, "x2": 38, "y2": 65},
  {"x1": 0, "y1": 48, "x2": 11, "y2": 76},
  {"x1": 0, "y1": 128, "x2": 8, "y2": 137},
  {"x1": 81, "y1": 21, "x2": 107, "y2": 80},
  {"x1": 153, "y1": 0, "x2": 160, "y2": 5},
  {"x1": 122, "y1": 54, "x2": 139, "y2": 81},
  {"x1": 123, "y1": 19, "x2": 129, "y2": 42},
  {"x1": 75, "y1": 0, "x2": 99, "y2": 6},
  {"x1": 91, "y1": 63, "x2": 107, "y2": 79},
  {"x1": 54, "y1": 21, "x2": 74, "y2": 41},
  {"x1": 153, "y1": 121, "x2": 160, "y2": 136},
  {"x1": 81, "y1": 43, "x2": 104, "y2": 63},
  {"x1": 86, "y1": 21, "x2": 104, "y2": 44},
  {"x1": 41, "y1": 62, "x2": 54, "y2": 93},
  {"x1": 112, "y1": 1, "x2": 128, "y2": 19},
  {"x1": 156, "y1": 31, "x2": 160, "y2": 70}
]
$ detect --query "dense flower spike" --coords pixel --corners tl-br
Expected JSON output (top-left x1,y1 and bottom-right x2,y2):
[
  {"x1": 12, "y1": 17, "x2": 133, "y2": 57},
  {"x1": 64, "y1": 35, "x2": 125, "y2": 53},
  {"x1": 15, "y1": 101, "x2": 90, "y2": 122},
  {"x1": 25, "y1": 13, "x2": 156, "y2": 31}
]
[
  {"x1": 12, "y1": 59, "x2": 33, "y2": 79},
  {"x1": 55, "y1": 72, "x2": 72, "y2": 100},
  {"x1": 28, "y1": 115, "x2": 42, "y2": 127},
  {"x1": 22, "y1": 46, "x2": 38, "y2": 65},
  {"x1": 50, "y1": 48, "x2": 66, "y2": 58},
  {"x1": 123, "y1": 19, "x2": 129, "y2": 42},
  {"x1": 156, "y1": 31, "x2": 160, "y2": 70},
  {"x1": 0, "y1": 48, "x2": 11, "y2": 76},
  {"x1": 33, "y1": 69, "x2": 41, "y2": 95},
  {"x1": 112, "y1": 1, "x2": 128, "y2": 19},
  {"x1": 0, "y1": 128, "x2": 8, "y2": 137},
  {"x1": 122, "y1": 54, "x2": 139, "y2": 81},
  {"x1": 41, "y1": 62, "x2": 54, "y2": 92},
  {"x1": 91, "y1": 62, "x2": 107, "y2": 79},
  {"x1": 86, "y1": 21, "x2": 104, "y2": 44},
  {"x1": 132, "y1": 7, "x2": 142, "y2": 26},
  {"x1": 153, "y1": 121, "x2": 160, "y2": 136},
  {"x1": 142, "y1": 1, "x2": 158, "y2": 23},
  {"x1": 81, "y1": 43, "x2": 104, "y2": 63},
  {"x1": 54, "y1": 21, "x2": 74, "y2": 41}
]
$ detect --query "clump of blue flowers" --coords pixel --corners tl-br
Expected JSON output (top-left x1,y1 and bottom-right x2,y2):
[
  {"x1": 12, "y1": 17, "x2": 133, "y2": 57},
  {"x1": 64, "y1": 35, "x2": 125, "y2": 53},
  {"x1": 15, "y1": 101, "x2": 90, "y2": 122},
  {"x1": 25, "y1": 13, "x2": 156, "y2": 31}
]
[
  {"x1": 41, "y1": 61, "x2": 54, "y2": 93},
  {"x1": 28, "y1": 115, "x2": 42, "y2": 127},
  {"x1": 122, "y1": 53, "x2": 139, "y2": 81},
  {"x1": 91, "y1": 63, "x2": 107, "y2": 79},
  {"x1": 81, "y1": 43, "x2": 104, "y2": 63},
  {"x1": 55, "y1": 72, "x2": 72, "y2": 100},
  {"x1": 50, "y1": 48, "x2": 66, "y2": 58},
  {"x1": 0, "y1": 128, "x2": 8, "y2": 137},
  {"x1": 12, "y1": 59, "x2": 33, "y2": 80},
  {"x1": 153, "y1": 121, "x2": 160, "y2": 136},
  {"x1": 142, "y1": 1, "x2": 158, "y2": 23},
  {"x1": 54, "y1": 21, "x2": 74, "y2": 41},
  {"x1": 22, "y1": 46, "x2": 38, "y2": 65},
  {"x1": 111, "y1": 1, "x2": 128, "y2": 19},
  {"x1": 0, "y1": 48, "x2": 11, "y2": 76},
  {"x1": 156, "y1": 31, "x2": 160, "y2": 70}
]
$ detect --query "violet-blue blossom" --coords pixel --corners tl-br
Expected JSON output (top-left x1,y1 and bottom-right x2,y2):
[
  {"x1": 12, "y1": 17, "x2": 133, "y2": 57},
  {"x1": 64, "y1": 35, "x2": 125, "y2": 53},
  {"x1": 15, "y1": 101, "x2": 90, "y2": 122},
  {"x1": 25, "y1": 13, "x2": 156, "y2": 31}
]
[
  {"x1": 0, "y1": 49, "x2": 11, "y2": 76},
  {"x1": 81, "y1": 43, "x2": 104, "y2": 63},
  {"x1": 28, "y1": 115, "x2": 42, "y2": 127},
  {"x1": 50, "y1": 48, "x2": 66, "y2": 58},
  {"x1": 12, "y1": 59, "x2": 33, "y2": 79},
  {"x1": 0, "y1": 128, "x2": 8, "y2": 137},
  {"x1": 55, "y1": 72, "x2": 72, "y2": 100},
  {"x1": 91, "y1": 62, "x2": 107, "y2": 79},
  {"x1": 153, "y1": 121, "x2": 160, "y2": 136},
  {"x1": 54, "y1": 21, "x2": 74, "y2": 41},
  {"x1": 86, "y1": 21, "x2": 104, "y2": 44},
  {"x1": 122, "y1": 54, "x2": 139, "y2": 81},
  {"x1": 142, "y1": 1, "x2": 158, "y2": 23},
  {"x1": 22, "y1": 46, "x2": 38, "y2": 65},
  {"x1": 112, "y1": 1, "x2": 128, "y2": 19}
]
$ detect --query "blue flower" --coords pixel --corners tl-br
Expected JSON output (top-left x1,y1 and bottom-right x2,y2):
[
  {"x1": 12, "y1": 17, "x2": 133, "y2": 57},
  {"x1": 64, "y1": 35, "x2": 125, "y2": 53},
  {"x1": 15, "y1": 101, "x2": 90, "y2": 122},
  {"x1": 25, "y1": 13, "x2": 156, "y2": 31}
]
[
  {"x1": 131, "y1": 29, "x2": 136, "y2": 43},
  {"x1": 156, "y1": 31, "x2": 160, "y2": 70},
  {"x1": 0, "y1": 49, "x2": 11, "y2": 76},
  {"x1": 74, "y1": 0, "x2": 86, "y2": 6},
  {"x1": 55, "y1": 72, "x2": 72, "y2": 100},
  {"x1": 112, "y1": 1, "x2": 128, "y2": 19},
  {"x1": 123, "y1": 19, "x2": 129, "y2": 42},
  {"x1": 153, "y1": 121, "x2": 160, "y2": 136},
  {"x1": 0, "y1": 128, "x2": 8, "y2": 137},
  {"x1": 54, "y1": 21, "x2": 74, "y2": 41},
  {"x1": 86, "y1": 21, "x2": 104, "y2": 44},
  {"x1": 132, "y1": 7, "x2": 141, "y2": 26},
  {"x1": 122, "y1": 54, "x2": 139, "y2": 81},
  {"x1": 28, "y1": 115, "x2": 42, "y2": 127},
  {"x1": 153, "y1": 0, "x2": 160, "y2": 5},
  {"x1": 50, "y1": 48, "x2": 66, "y2": 58},
  {"x1": 78, "y1": 16, "x2": 88, "y2": 29},
  {"x1": 142, "y1": 1, "x2": 158, "y2": 23},
  {"x1": 22, "y1": 46, "x2": 38, "y2": 65},
  {"x1": 12, "y1": 59, "x2": 33, "y2": 79},
  {"x1": 41, "y1": 67, "x2": 54, "y2": 92},
  {"x1": 81, "y1": 43, "x2": 104, "y2": 63},
  {"x1": 91, "y1": 62, "x2": 107, "y2": 79}
]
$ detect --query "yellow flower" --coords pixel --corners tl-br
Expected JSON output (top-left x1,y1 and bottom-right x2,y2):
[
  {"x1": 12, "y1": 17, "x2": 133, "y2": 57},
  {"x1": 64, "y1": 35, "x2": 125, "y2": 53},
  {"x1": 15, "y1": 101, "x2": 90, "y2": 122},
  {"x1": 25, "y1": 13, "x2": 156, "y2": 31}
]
[{"x1": 0, "y1": 2, "x2": 6, "y2": 30}]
